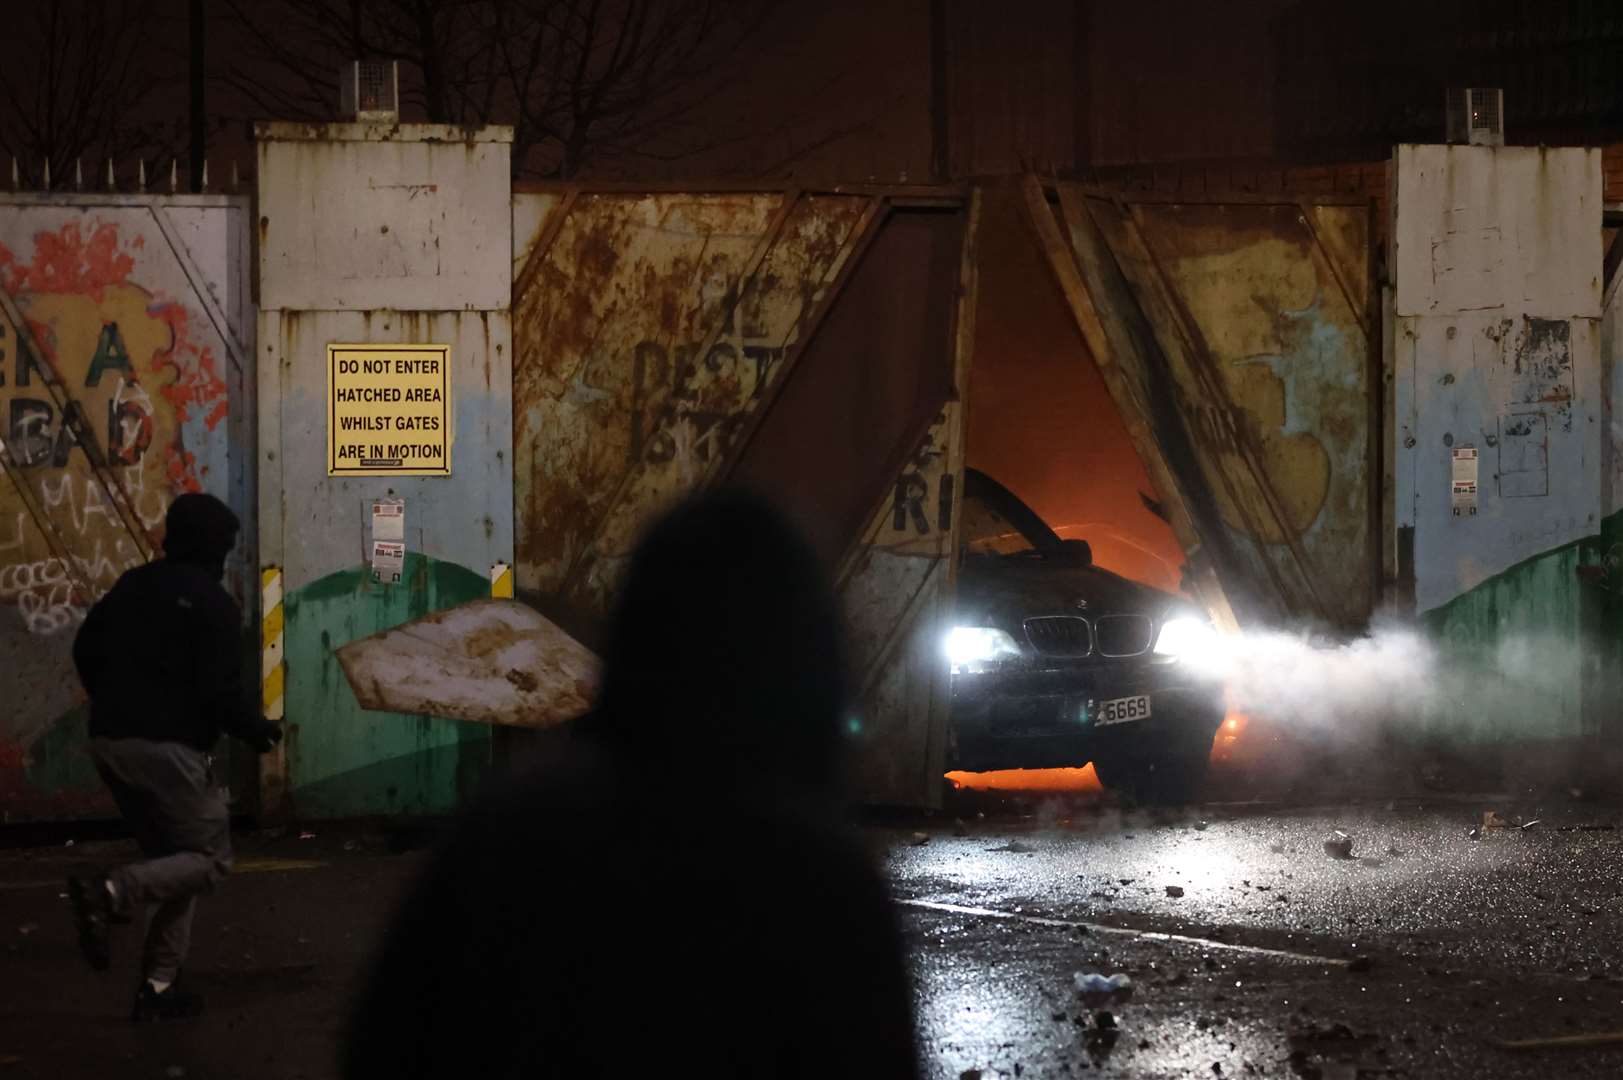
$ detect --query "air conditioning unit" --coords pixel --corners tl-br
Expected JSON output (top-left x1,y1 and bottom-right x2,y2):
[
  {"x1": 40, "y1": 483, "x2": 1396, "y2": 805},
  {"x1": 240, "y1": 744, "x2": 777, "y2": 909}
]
[
  {"x1": 1445, "y1": 88, "x2": 1504, "y2": 146},
  {"x1": 340, "y1": 61, "x2": 399, "y2": 124}
]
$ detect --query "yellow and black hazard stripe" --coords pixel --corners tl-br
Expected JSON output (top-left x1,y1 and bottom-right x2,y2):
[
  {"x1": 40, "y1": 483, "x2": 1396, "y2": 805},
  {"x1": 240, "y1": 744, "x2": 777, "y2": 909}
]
[{"x1": 261, "y1": 566, "x2": 285, "y2": 721}]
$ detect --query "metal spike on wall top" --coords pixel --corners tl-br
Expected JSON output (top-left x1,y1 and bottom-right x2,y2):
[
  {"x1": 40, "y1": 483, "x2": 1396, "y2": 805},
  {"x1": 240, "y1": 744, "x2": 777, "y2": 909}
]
[
  {"x1": 231, "y1": 160, "x2": 239, "y2": 193},
  {"x1": 74, "y1": 158, "x2": 83, "y2": 191},
  {"x1": 42, "y1": 158, "x2": 50, "y2": 190},
  {"x1": 106, "y1": 158, "x2": 115, "y2": 191},
  {"x1": 10, "y1": 158, "x2": 17, "y2": 190},
  {"x1": 138, "y1": 159, "x2": 147, "y2": 192},
  {"x1": 201, "y1": 160, "x2": 209, "y2": 193},
  {"x1": 169, "y1": 160, "x2": 177, "y2": 194}
]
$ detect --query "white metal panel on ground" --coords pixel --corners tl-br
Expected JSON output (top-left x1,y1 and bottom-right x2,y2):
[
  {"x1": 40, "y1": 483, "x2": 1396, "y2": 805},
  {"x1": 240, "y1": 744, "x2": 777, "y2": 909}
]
[
  {"x1": 256, "y1": 123, "x2": 513, "y2": 313},
  {"x1": 336, "y1": 598, "x2": 598, "y2": 728}
]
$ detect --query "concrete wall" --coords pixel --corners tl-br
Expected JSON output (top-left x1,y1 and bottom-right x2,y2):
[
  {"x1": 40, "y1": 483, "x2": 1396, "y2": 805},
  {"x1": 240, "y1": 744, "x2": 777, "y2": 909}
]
[
  {"x1": 256, "y1": 123, "x2": 513, "y2": 820},
  {"x1": 0, "y1": 194, "x2": 255, "y2": 822},
  {"x1": 1391, "y1": 144, "x2": 1604, "y2": 746}
]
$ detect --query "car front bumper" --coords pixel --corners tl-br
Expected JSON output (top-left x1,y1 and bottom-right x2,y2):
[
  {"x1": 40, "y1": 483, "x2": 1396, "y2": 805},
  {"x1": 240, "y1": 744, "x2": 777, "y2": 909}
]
[{"x1": 947, "y1": 661, "x2": 1224, "y2": 771}]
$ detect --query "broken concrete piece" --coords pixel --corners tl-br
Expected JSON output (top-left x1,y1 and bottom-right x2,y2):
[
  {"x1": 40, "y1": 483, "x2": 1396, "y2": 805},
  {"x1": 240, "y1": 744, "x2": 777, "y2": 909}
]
[
  {"x1": 1322, "y1": 831, "x2": 1354, "y2": 859},
  {"x1": 336, "y1": 598, "x2": 600, "y2": 728}
]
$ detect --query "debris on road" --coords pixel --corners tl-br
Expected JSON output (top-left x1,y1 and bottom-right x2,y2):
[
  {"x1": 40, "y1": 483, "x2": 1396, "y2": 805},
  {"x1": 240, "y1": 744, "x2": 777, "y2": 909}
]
[
  {"x1": 1520, "y1": 819, "x2": 1541, "y2": 830},
  {"x1": 1482, "y1": 811, "x2": 1515, "y2": 829},
  {"x1": 1193, "y1": 821, "x2": 1209, "y2": 832},
  {"x1": 909, "y1": 832, "x2": 930, "y2": 847},
  {"x1": 298, "y1": 832, "x2": 316, "y2": 841},
  {"x1": 989, "y1": 841, "x2": 1036, "y2": 854},
  {"x1": 15, "y1": 924, "x2": 36, "y2": 937},
  {"x1": 1074, "y1": 971, "x2": 1134, "y2": 1005},
  {"x1": 1322, "y1": 831, "x2": 1354, "y2": 859},
  {"x1": 1166, "y1": 885, "x2": 1186, "y2": 898}
]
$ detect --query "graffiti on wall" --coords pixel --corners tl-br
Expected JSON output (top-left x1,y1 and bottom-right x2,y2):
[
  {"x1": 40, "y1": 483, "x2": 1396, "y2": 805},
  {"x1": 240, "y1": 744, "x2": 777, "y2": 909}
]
[{"x1": 0, "y1": 220, "x2": 229, "y2": 634}]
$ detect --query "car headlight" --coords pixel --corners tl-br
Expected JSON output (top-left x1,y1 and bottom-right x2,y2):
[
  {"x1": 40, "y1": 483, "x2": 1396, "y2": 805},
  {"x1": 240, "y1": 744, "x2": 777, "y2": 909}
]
[
  {"x1": 1154, "y1": 615, "x2": 1218, "y2": 659},
  {"x1": 944, "y1": 625, "x2": 1022, "y2": 673}
]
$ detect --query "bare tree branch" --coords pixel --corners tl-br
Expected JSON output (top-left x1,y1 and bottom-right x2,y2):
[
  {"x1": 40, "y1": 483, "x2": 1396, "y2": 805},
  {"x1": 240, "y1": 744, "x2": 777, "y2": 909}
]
[
  {"x1": 0, "y1": 0, "x2": 185, "y2": 187},
  {"x1": 218, "y1": 0, "x2": 779, "y2": 179}
]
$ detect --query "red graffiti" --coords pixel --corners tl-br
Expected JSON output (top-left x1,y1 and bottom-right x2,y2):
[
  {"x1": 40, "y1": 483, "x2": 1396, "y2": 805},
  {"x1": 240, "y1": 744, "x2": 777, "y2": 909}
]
[
  {"x1": 147, "y1": 302, "x2": 229, "y2": 432},
  {"x1": 0, "y1": 222, "x2": 135, "y2": 300},
  {"x1": 165, "y1": 447, "x2": 202, "y2": 494},
  {"x1": 0, "y1": 221, "x2": 229, "y2": 494}
]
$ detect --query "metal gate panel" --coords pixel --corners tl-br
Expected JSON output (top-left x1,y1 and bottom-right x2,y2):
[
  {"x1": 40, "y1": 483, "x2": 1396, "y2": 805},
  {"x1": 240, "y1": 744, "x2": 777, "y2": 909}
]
[
  {"x1": 0, "y1": 196, "x2": 254, "y2": 822},
  {"x1": 728, "y1": 204, "x2": 973, "y2": 805},
  {"x1": 512, "y1": 190, "x2": 879, "y2": 627},
  {"x1": 1033, "y1": 180, "x2": 1377, "y2": 628},
  {"x1": 513, "y1": 188, "x2": 973, "y2": 806}
]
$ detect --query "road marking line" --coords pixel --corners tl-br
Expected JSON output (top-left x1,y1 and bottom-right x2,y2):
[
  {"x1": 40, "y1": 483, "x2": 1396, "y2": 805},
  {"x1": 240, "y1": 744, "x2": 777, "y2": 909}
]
[{"x1": 898, "y1": 898, "x2": 1351, "y2": 966}]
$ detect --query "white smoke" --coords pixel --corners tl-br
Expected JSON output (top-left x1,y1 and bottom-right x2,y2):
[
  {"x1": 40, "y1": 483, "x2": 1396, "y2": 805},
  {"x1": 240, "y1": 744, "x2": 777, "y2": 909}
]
[{"x1": 1186, "y1": 620, "x2": 1594, "y2": 735}]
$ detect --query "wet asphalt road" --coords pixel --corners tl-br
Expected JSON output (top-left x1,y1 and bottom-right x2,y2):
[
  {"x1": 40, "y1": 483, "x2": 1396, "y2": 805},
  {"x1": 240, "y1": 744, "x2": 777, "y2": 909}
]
[
  {"x1": 1, "y1": 796, "x2": 1621, "y2": 1078},
  {"x1": 891, "y1": 793, "x2": 1623, "y2": 1078}
]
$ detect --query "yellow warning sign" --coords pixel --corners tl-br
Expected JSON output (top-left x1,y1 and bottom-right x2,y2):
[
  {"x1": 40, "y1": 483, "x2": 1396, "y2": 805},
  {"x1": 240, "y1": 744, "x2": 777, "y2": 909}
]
[{"x1": 327, "y1": 343, "x2": 452, "y2": 476}]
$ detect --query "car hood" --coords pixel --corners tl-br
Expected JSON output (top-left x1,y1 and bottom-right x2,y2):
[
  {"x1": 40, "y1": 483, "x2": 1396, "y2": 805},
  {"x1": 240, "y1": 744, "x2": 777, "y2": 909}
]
[{"x1": 955, "y1": 553, "x2": 1187, "y2": 626}]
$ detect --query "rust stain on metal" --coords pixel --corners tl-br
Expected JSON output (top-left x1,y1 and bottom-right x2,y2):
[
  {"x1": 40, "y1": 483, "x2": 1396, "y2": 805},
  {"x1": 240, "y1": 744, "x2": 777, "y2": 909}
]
[
  {"x1": 1081, "y1": 192, "x2": 1375, "y2": 624},
  {"x1": 513, "y1": 190, "x2": 873, "y2": 618}
]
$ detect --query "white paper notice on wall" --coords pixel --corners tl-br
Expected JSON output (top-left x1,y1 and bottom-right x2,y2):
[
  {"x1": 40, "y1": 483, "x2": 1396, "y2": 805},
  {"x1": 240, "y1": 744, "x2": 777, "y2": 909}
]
[
  {"x1": 371, "y1": 540, "x2": 406, "y2": 584},
  {"x1": 371, "y1": 499, "x2": 405, "y2": 541},
  {"x1": 1451, "y1": 446, "x2": 1479, "y2": 515}
]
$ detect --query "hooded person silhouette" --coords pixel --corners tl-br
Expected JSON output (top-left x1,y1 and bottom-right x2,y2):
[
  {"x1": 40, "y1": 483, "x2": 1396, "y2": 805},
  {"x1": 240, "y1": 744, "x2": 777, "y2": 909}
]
[
  {"x1": 345, "y1": 490, "x2": 919, "y2": 1078},
  {"x1": 68, "y1": 492, "x2": 283, "y2": 1021}
]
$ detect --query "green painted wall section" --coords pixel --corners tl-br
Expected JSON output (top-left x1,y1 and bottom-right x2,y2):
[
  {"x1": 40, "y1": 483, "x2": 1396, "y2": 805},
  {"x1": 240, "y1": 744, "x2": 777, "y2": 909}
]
[
  {"x1": 1417, "y1": 515, "x2": 1623, "y2": 746},
  {"x1": 21, "y1": 704, "x2": 102, "y2": 803},
  {"x1": 282, "y1": 552, "x2": 492, "y2": 819}
]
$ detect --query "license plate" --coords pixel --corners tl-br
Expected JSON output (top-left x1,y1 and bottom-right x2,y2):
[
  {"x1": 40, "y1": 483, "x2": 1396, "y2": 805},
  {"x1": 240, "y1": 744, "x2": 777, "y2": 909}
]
[{"x1": 1095, "y1": 694, "x2": 1152, "y2": 726}]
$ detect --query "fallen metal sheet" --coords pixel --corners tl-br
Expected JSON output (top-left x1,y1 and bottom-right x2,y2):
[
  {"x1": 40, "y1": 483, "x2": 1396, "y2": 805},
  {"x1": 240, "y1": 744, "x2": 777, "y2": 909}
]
[{"x1": 336, "y1": 598, "x2": 600, "y2": 728}]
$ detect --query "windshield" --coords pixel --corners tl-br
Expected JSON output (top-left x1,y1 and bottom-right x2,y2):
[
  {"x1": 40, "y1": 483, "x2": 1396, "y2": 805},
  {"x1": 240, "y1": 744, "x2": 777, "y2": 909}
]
[
  {"x1": 960, "y1": 469, "x2": 1072, "y2": 561},
  {"x1": 961, "y1": 495, "x2": 1038, "y2": 556}
]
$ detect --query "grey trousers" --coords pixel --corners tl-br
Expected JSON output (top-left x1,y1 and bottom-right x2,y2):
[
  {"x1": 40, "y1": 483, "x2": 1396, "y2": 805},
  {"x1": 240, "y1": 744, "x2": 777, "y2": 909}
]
[{"x1": 89, "y1": 737, "x2": 234, "y2": 984}]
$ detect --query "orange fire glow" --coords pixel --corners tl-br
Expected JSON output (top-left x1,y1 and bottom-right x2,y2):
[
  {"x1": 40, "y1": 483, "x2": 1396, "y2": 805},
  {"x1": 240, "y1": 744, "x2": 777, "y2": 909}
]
[{"x1": 945, "y1": 764, "x2": 1104, "y2": 792}]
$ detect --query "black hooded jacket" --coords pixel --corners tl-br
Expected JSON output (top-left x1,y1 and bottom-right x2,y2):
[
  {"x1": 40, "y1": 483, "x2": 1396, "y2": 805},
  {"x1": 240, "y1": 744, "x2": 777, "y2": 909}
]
[
  {"x1": 345, "y1": 491, "x2": 920, "y2": 1079},
  {"x1": 73, "y1": 493, "x2": 269, "y2": 751}
]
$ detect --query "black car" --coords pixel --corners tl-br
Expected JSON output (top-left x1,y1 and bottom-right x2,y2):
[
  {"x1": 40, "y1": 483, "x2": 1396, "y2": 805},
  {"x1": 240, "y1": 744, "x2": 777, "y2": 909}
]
[{"x1": 946, "y1": 468, "x2": 1225, "y2": 801}]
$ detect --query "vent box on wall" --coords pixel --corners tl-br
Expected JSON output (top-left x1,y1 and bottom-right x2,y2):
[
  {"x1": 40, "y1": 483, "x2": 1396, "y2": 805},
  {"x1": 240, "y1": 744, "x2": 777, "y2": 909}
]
[
  {"x1": 341, "y1": 61, "x2": 399, "y2": 124},
  {"x1": 1445, "y1": 88, "x2": 1504, "y2": 146}
]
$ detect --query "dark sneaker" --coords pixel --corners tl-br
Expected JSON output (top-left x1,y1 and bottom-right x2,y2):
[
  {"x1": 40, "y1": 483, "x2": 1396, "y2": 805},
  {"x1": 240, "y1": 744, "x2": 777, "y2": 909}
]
[
  {"x1": 67, "y1": 875, "x2": 114, "y2": 971},
  {"x1": 131, "y1": 978, "x2": 205, "y2": 1022}
]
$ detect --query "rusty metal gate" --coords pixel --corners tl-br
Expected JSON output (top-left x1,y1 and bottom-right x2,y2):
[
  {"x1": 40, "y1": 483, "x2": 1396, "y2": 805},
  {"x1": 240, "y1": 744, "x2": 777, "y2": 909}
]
[
  {"x1": 1022, "y1": 177, "x2": 1378, "y2": 629},
  {"x1": 512, "y1": 186, "x2": 975, "y2": 805},
  {"x1": 0, "y1": 193, "x2": 255, "y2": 823}
]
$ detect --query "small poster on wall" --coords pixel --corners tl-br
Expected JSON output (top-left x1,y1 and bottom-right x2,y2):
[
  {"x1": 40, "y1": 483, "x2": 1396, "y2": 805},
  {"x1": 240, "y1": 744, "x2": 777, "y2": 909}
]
[{"x1": 370, "y1": 540, "x2": 406, "y2": 584}]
